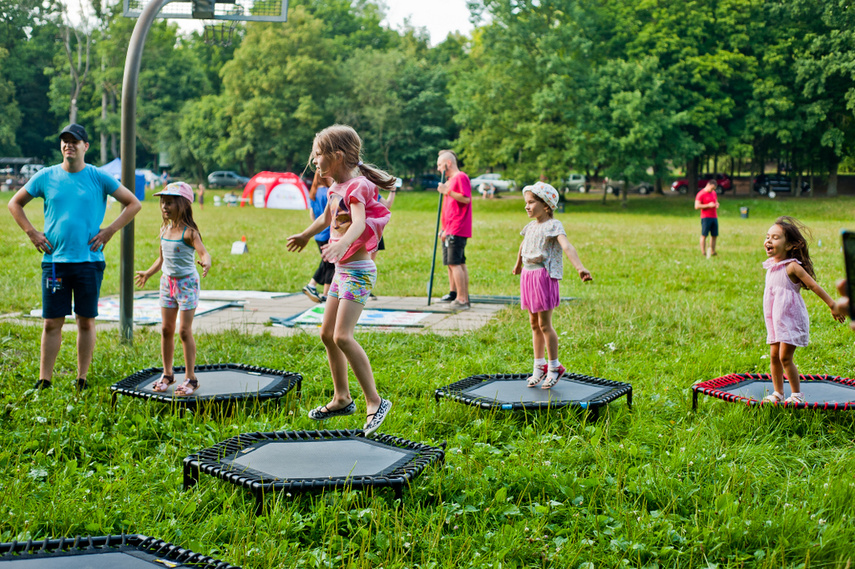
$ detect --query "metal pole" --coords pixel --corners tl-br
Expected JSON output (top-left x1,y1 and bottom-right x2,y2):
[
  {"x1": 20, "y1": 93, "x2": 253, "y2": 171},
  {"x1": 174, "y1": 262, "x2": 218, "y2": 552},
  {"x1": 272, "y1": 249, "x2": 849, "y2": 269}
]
[
  {"x1": 119, "y1": 0, "x2": 171, "y2": 343},
  {"x1": 426, "y1": 172, "x2": 445, "y2": 306}
]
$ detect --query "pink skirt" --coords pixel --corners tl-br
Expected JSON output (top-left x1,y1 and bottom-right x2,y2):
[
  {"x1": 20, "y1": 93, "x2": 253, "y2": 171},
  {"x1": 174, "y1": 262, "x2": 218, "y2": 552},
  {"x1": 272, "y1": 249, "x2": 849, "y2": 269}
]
[{"x1": 520, "y1": 267, "x2": 559, "y2": 313}]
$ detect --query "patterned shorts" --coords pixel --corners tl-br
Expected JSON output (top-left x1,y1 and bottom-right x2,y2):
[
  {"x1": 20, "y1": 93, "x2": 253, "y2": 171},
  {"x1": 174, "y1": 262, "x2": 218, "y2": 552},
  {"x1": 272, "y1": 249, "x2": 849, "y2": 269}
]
[
  {"x1": 160, "y1": 272, "x2": 200, "y2": 311},
  {"x1": 329, "y1": 260, "x2": 377, "y2": 305}
]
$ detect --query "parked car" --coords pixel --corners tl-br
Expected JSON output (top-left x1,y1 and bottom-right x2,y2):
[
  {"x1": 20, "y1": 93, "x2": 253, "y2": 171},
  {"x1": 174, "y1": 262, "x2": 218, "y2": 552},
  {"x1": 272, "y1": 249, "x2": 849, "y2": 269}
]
[
  {"x1": 207, "y1": 170, "x2": 249, "y2": 188},
  {"x1": 412, "y1": 173, "x2": 441, "y2": 190},
  {"x1": 20, "y1": 164, "x2": 44, "y2": 178},
  {"x1": 670, "y1": 173, "x2": 733, "y2": 195},
  {"x1": 753, "y1": 173, "x2": 810, "y2": 197},
  {"x1": 563, "y1": 173, "x2": 588, "y2": 194},
  {"x1": 469, "y1": 172, "x2": 516, "y2": 192},
  {"x1": 604, "y1": 178, "x2": 655, "y2": 195}
]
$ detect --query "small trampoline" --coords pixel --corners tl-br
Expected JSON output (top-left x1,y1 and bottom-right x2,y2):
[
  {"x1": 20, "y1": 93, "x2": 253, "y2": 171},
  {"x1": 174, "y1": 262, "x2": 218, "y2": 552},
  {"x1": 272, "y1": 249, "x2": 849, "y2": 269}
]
[
  {"x1": 183, "y1": 430, "x2": 445, "y2": 510},
  {"x1": 692, "y1": 373, "x2": 855, "y2": 410},
  {"x1": 435, "y1": 373, "x2": 632, "y2": 418},
  {"x1": 110, "y1": 363, "x2": 301, "y2": 408},
  {"x1": 0, "y1": 534, "x2": 237, "y2": 568}
]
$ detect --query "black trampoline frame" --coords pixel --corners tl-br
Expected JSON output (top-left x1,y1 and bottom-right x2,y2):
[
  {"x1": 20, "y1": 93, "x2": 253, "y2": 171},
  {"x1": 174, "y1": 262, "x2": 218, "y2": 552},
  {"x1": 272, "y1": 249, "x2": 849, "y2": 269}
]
[
  {"x1": 183, "y1": 429, "x2": 445, "y2": 510},
  {"x1": 434, "y1": 372, "x2": 632, "y2": 418},
  {"x1": 0, "y1": 534, "x2": 237, "y2": 568},
  {"x1": 110, "y1": 363, "x2": 301, "y2": 408},
  {"x1": 692, "y1": 373, "x2": 855, "y2": 410}
]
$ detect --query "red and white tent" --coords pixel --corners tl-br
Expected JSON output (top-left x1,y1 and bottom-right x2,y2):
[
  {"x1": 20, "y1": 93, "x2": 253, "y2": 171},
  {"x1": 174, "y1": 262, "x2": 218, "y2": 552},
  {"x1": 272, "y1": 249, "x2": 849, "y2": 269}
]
[{"x1": 240, "y1": 171, "x2": 309, "y2": 209}]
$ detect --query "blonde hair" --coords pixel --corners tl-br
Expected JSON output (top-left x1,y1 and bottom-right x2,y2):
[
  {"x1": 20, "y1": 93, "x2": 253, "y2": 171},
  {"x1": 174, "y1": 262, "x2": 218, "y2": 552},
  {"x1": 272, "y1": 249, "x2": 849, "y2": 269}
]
[{"x1": 310, "y1": 124, "x2": 396, "y2": 190}]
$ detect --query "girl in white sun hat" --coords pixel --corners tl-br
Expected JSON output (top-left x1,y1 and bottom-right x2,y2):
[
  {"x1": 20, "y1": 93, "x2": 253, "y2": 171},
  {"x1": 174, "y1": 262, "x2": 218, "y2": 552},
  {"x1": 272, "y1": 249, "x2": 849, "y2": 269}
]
[
  {"x1": 135, "y1": 182, "x2": 212, "y2": 396},
  {"x1": 512, "y1": 182, "x2": 592, "y2": 389}
]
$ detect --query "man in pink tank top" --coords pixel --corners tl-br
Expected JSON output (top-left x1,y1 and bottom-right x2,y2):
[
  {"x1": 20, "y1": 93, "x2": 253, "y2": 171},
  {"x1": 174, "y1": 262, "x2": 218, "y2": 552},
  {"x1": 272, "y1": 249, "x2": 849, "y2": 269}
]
[{"x1": 436, "y1": 150, "x2": 472, "y2": 309}]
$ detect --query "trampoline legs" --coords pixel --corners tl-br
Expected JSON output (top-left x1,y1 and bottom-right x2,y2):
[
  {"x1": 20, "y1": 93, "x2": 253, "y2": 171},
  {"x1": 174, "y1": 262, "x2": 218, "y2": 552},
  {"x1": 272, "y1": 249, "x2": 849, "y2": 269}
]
[
  {"x1": 183, "y1": 461, "x2": 199, "y2": 490},
  {"x1": 692, "y1": 390, "x2": 698, "y2": 410},
  {"x1": 626, "y1": 389, "x2": 633, "y2": 410}
]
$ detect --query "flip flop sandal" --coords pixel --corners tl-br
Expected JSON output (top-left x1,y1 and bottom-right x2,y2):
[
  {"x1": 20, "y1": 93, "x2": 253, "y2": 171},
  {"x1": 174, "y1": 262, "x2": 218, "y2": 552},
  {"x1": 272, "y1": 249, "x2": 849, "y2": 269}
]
[
  {"x1": 75, "y1": 378, "x2": 88, "y2": 391},
  {"x1": 152, "y1": 374, "x2": 175, "y2": 393},
  {"x1": 174, "y1": 377, "x2": 199, "y2": 396},
  {"x1": 308, "y1": 401, "x2": 356, "y2": 420}
]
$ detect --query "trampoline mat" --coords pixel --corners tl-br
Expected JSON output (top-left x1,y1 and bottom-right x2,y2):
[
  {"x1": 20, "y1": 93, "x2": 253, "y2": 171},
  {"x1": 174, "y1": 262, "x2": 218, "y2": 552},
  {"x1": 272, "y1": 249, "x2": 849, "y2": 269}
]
[
  {"x1": 133, "y1": 369, "x2": 281, "y2": 397},
  {"x1": 465, "y1": 378, "x2": 614, "y2": 403},
  {"x1": 718, "y1": 379, "x2": 855, "y2": 403},
  {"x1": 222, "y1": 439, "x2": 417, "y2": 480},
  {"x1": 1, "y1": 550, "x2": 189, "y2": 568}
]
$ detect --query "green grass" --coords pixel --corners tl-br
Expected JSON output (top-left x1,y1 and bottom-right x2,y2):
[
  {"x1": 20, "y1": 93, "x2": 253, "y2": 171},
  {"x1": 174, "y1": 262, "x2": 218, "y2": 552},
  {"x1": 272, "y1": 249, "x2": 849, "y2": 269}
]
[{"x1": 2, "y1": 190, "x2": 855, "y2": 568}]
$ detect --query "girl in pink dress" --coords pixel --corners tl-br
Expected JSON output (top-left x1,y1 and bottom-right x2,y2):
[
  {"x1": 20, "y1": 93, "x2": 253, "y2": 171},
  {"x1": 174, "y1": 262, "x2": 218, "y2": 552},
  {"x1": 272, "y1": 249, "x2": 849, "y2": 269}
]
[
  {"x1": 762, "y1": 216, "x2": 844, "y2": 403},
  {"x1": 287, "y1": 125, "x2": 394, "y2": 435},
  {"x1": 512, "y1": 182, "x2": 592, "y2": 389}
]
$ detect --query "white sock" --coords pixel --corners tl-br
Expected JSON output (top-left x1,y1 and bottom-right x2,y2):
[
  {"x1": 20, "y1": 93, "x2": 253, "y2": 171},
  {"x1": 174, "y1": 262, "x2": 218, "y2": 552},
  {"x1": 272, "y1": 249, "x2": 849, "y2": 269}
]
[
  {"x1": 532, "y1": 358, "x2": 547, "y2": 379},
  {"x1": 547, "y1": 359, "x2": 562, "y2": 381}
]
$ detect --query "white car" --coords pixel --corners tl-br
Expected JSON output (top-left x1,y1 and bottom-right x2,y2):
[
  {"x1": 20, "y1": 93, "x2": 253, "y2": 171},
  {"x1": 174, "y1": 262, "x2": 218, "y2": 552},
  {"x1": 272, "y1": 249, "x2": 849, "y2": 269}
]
[
  {"x1": 469, "y1": 172, "x2": 516, "y2": 192},
  {"x1": 20, "y1": 164, "x2": 44, "y2": 178}
]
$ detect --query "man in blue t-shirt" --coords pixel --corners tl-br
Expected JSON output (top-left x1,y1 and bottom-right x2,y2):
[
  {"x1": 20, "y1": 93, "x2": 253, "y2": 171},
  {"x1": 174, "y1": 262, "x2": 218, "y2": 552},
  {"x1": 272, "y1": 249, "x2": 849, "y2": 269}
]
[{"x1": 8, "y1": 124, "x2": 141, "y2": 391}]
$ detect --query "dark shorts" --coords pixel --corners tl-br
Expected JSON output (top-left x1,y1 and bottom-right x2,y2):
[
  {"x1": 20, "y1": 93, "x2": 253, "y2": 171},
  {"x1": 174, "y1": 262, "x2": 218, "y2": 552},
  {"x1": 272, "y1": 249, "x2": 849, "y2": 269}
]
[
  {"x1": 701, "y1": 218, "x2": 719, "y2": 237},
  {"x1": 442, "y1": 235, "x2": 467, "y2": 266},
  {"x1": 42, "y1": 261, "x2": 106, "y2": 319},
  {"x1": 313, "y1": 240, "x2": 336, "y2": 286}
]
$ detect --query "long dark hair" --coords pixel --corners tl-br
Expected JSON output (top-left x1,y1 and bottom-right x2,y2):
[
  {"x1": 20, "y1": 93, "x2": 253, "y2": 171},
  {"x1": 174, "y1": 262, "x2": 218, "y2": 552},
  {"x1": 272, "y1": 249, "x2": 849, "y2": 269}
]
[
  {"x1": 160, "y1": 195, "x2": 200, "y2": 237},
  {"x1": 775, "y1": 216, "x2": 814, "y2": 286},
  {"x1": 310, "y1": 124, "x2": 397, "y2": 191}
]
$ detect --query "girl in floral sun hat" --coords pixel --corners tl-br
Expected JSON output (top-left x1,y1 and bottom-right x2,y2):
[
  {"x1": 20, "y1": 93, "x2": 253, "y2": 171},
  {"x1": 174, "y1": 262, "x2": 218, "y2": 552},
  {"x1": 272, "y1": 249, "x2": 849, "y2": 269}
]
[
  {"x1": 135, "y1": 181, "x2": 212, "y2": 396},
  {"x1": 512, "y1": 182, "x2": 592, "y2": 389}
]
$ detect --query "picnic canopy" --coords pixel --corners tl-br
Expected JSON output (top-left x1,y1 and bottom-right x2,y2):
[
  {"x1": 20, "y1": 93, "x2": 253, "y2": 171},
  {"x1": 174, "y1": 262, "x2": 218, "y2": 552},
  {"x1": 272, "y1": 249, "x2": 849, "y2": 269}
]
[{"x1": 240, "y1": 172, "x2": 309, "y2": 210}]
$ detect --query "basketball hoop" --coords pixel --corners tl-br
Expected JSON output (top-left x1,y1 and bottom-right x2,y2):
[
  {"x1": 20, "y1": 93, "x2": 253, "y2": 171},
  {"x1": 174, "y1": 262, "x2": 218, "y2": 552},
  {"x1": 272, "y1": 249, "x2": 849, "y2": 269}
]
[{"x1": 203, "y1": 17, "x2": 240, "y2": 45}]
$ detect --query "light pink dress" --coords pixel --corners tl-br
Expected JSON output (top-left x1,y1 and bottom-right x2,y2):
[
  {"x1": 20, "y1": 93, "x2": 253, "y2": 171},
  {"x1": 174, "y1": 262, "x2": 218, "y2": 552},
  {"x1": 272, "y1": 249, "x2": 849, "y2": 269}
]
[{"x1": 763, "y1": 258, "x2": 809, "y2": 347}]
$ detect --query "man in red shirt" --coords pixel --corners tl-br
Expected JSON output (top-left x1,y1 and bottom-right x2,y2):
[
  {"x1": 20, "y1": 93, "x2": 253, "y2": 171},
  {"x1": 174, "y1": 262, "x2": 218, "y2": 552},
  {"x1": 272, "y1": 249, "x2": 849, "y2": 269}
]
[
  {"x1": 694, "y1": 180, "x2": 719, "y2": 257},
  {"x1": 436, "y1": 151, "x2": 472, "y2": 309}
]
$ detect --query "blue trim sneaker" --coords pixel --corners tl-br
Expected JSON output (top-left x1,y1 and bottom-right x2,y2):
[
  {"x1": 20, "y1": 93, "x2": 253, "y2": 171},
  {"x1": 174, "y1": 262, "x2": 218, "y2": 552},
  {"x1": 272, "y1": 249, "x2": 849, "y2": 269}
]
[
  {"x1": 363, "y1": 398, "x2": 392, "y2": 436},
  {"x1": 302, "y1": 285, "x2": 322, "y2": 303},
  {"x1": 308, "y1": 401, "x2": 356, "y2": 420}
]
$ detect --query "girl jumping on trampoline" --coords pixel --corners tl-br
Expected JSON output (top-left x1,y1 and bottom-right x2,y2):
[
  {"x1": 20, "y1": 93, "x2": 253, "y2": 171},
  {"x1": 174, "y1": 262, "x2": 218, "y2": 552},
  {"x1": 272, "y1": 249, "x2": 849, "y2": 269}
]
[
  {"x1": 135, "y1": 182, "x2": 212, "y2": 396},
  {"x1": 762, "y1": 216, "x2": 844, "y2": 403},
  {"x1": 287, "y1": 125, "x2": 393, "y2": 435},
  {"x1": 512, "y1": 182, "x2": 592, "y2": 389}
]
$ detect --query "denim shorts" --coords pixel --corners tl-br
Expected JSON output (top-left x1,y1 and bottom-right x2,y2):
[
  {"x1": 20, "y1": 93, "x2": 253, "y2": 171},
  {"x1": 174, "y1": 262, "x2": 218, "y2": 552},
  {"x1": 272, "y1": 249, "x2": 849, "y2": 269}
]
[
  {"x1": 41, "y1": 261, "x2": 106, "y2": 319},
  {"x1": 329, "y1": 260, "x2": 377, "y2": 305}
]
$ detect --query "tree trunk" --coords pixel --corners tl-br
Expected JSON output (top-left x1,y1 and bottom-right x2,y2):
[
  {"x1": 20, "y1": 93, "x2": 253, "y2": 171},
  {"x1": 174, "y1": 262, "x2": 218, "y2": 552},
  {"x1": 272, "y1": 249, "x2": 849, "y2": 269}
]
[
  {"x1": 110, "y1": 90, "x2": 117, "y2": 159},
  {"x1": 827, "y1": 157, "x2": 839, "y2": 197},
  {"x1": 100, "y1": 58, "x2": 107, "y2": 165},
  {"x1": 688, "y1": 157, "x2": 699, "y2": 196}
]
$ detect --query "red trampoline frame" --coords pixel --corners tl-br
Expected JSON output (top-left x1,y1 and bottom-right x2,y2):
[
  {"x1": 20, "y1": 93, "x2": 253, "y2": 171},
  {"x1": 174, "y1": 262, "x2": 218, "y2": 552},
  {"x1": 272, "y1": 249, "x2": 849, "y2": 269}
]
[{"x1": 692, "y1": 373, "x2": 855, "y2": 410}]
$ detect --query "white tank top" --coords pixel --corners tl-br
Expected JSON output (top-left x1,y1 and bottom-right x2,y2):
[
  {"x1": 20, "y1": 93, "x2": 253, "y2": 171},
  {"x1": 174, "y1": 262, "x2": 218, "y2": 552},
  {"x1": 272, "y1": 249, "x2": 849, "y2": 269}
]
[{"x1": 161, "y1": 227, "x2": 197, "y2": 277}]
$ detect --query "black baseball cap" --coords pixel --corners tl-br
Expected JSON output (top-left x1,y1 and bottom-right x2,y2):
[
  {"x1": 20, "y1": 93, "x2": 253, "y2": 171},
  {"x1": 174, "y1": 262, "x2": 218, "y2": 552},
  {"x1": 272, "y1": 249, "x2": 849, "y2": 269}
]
[{"x1": 60, "y1": 124, "x2": 88, "y2": 143}]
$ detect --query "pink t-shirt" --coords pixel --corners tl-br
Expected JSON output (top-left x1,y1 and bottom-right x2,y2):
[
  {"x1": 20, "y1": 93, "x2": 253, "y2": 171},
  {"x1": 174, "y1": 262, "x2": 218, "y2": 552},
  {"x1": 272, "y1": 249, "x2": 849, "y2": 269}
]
[
  {"x1": 698, "y1": 190, "x2": 718, "y2": 219},
  {"x1": 441, "y1": 172, "x2": 472, "y2": 238},
  {"x1": 328, "y1": 176, "x2": 390, "y2": 262}
]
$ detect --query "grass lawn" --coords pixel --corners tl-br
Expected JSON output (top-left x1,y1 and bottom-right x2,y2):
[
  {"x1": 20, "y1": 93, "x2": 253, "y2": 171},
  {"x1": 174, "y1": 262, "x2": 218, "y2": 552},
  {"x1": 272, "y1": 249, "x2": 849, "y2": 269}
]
[{"x1": 1, "y1": 188, "x2": 855, "y2": 568}]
